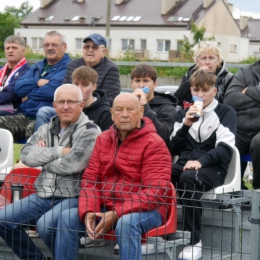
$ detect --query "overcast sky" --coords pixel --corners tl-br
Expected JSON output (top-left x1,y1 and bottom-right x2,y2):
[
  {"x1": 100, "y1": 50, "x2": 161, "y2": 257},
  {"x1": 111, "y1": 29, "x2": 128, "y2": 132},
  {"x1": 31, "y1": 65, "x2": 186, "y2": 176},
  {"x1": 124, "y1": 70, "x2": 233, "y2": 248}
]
[{"x1": 0, "y1": 0, "x2": 259, "y2": 18}]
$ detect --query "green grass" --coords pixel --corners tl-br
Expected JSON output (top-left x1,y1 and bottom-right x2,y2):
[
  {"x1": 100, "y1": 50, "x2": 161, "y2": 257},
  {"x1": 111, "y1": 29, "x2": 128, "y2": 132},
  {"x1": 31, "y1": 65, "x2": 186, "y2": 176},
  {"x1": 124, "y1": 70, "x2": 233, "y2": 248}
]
[{"x1": 13, "y1": 143, "x2": 23, "y2": 164}]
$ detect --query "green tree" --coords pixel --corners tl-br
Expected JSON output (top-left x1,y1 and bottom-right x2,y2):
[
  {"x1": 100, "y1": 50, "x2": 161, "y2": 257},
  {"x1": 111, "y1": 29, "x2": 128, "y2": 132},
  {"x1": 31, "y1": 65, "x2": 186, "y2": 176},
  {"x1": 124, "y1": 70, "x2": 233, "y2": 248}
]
[
  {"x1": 0, "y1": 1, "x2": 33, "y2": 55},
  {"x1": 179, "y1": 21, "x2": 215, "y2": 61},
  {"x1": 0, "y1": 12, "x2": 20, "y2": 53},
  {"x1": 4, "y1": 1, "x2": 33, "y2": 20}
]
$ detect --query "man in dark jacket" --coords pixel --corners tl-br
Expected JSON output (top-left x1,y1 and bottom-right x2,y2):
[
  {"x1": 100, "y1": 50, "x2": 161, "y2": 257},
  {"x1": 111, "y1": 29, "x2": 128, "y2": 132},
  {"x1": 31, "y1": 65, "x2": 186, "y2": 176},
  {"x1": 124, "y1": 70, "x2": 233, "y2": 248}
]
[
  {"x1": 224, "y1": 60, "x2": 260, "y2": 189},
  {"x1": 63, "y1": 33, "x2": 120, "y2": 106},
  {"x1": 171, "y1": 70, "x2": 236, "y2": 260},
  {"x1": 35, "y1": 66, "x2": 113, "y2": 132},
  {"x1": 0, "y1": 30, "x2": 71, "y2": 139},
  {"x1": 0, "y1": 35, "x2": 30, "y2": 115},
  {"x1": 130, "y1": 64, "x2": 178, "y2": 147}
]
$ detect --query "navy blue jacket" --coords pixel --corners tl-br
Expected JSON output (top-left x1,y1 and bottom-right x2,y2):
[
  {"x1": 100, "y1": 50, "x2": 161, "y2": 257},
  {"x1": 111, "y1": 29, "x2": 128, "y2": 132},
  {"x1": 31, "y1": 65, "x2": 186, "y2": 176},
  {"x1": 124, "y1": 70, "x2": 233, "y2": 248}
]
[
  {"x1": 0, "y1": 63, "x2": 30, "y2": 109},
  {"x1": 14, "y1": 53, "x2": 71, "y2": 117}
]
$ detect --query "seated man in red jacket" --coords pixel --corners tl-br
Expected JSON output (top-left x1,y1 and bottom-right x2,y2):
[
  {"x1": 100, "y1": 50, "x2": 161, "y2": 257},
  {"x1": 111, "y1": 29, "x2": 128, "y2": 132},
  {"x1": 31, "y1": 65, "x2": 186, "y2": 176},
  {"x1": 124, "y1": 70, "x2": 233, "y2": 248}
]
[{"x1": 53, "y1": 93, "x2": 172, "y2": 260}]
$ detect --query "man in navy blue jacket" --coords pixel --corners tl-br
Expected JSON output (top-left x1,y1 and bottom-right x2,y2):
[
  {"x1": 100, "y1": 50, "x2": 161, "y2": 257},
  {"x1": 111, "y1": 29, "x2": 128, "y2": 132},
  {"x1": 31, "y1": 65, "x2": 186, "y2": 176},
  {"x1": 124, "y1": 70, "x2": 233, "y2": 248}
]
[
  {"x1": 0, "y1": 30, "x2": 71, "y2": 139},
  {"x1": 170, "y1": 70, "x2": 236, "y2": 260},
  {"x1": 0, "y1": 35, "x2": 30, "y2": 115}
]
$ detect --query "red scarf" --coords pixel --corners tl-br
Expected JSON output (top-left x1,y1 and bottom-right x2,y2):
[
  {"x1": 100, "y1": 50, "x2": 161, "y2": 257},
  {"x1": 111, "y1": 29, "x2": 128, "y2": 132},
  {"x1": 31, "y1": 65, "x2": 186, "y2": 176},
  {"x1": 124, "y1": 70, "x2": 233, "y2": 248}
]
[{"x1": 0, "y1": 57, "x2": 27, "y2": 87}]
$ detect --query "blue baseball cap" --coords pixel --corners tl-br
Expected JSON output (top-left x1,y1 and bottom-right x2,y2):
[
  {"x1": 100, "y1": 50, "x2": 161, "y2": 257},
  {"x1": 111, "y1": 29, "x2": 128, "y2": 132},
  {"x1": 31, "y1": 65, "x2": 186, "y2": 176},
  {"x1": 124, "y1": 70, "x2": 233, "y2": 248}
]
[{"x1": 82, "y1": 33, "x2": 107, "y2": 47}]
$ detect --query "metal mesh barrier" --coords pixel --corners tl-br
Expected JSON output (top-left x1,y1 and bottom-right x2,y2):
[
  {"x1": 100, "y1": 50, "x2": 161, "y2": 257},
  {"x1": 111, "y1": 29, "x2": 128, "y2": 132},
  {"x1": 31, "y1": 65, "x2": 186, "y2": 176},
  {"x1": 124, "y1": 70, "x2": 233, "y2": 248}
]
[{"x1": 0, "y1": 169, "x2": 255, "y2": 260}]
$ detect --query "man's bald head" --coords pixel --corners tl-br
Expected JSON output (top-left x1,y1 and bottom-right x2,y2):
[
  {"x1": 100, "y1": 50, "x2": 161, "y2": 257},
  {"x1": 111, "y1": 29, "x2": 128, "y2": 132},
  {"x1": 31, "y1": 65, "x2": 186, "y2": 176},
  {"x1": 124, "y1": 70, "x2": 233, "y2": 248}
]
[{"x1": 111, "y1": 93, "x2": 144, "y2": 140}]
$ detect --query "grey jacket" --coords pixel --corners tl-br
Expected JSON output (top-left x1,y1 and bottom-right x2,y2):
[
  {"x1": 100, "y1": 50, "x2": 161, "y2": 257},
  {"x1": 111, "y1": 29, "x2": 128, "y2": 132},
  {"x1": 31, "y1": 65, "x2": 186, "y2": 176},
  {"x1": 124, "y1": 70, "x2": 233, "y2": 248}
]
[
  {"x1": 20, "y1": 112, "x2": 101, "y2": 198},
  {"x1": 63, "y1": 57, "x2": 120, "y2": 106},
  {"x1": 224, "y1": 60, "x2": 260, "y2": 132}
]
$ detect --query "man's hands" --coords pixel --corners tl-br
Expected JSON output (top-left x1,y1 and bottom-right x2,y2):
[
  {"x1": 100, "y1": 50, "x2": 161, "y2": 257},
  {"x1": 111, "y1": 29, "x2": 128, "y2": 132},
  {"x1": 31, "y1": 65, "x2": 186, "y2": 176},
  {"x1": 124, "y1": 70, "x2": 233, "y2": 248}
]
[
  {"x1": 183, "y1": 160, "x2": 202, "y2": 171},
  {"x1": 35, "y1": 141, "x2": 71, "y2": 155},
  {"x1": 85, "y1": 211, "x2": 118, "y2": 240},
  {"x1": 37, "y1": 79, "x2": 49, "y2": 87},
  {"x1": 241, "y1": 87, "x2": 248, "y2": 94},
  {"x1": 62, "y1": 148, "x2": 71, "y2": 155},
  {"x1": 132, "y1": 89, "x2": 148, "y2": 105},
  {"x1": 22, "y1": 96, "x2": 28, "y2": 103},
  {"x1": 35, "y1": 140, "x2": 46, "y2": 147},
  {"x1": 184, "y1": 105, "x2": 201, "y2": 127}
]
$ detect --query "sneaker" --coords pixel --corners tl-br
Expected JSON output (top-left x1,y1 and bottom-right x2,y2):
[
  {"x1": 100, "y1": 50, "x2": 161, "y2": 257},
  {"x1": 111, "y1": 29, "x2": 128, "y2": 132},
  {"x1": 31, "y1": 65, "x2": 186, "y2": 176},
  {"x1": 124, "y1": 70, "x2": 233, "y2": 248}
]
[
  {"x1": 114, "y1": 241, "x2": 165, "y2": 255},
  {"x1": 80, "y1": 237, "x2": 106, "y2": 248},
  {"x1": 178, "y1": 240, "x2": 202, "y2": 260}
]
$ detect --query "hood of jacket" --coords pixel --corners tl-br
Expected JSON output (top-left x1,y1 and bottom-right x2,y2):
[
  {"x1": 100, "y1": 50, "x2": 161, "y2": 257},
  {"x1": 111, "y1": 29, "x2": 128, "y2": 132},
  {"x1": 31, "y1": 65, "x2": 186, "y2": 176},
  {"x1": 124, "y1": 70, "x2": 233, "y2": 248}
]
[
  {"x1": 83, "y1": 89, "x2": 110, "y2": 113},
  {"x1": 150, "y1": 91, "x2": 178, "y2": 107}
]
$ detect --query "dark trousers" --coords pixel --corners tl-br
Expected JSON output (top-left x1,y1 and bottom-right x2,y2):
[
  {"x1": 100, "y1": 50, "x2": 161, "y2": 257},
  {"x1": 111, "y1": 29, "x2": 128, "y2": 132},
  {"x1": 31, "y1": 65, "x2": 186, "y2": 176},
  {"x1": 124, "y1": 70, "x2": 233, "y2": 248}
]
[
  {"x1": 172, "y1": 163, "x2": 224, "y2": 245},
  {"x1": 236, "y1": 129, "x2": 260, "y2": 189}
]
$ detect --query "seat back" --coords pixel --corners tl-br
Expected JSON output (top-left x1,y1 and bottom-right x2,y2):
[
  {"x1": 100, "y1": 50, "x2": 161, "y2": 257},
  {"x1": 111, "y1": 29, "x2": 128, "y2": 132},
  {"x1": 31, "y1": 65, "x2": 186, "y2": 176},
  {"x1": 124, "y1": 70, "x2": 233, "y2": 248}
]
[
  {"x1": 104, "y1": 182, "x2": 177, "y2": 241},
  {"x1": 0, "y1": 129, "x2": 13, "y2": 180},
  {"x1": 0, "y1": 168, "x2": 41, "y2": 208},
  {"x1": 202, "y1": 146, "x2": 241, "y2": 200}
]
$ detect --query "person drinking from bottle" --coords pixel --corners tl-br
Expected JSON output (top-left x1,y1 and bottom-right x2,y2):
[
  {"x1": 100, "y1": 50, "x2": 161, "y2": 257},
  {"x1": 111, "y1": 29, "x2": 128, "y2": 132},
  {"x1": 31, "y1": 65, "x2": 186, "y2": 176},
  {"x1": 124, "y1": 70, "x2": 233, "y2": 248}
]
[
  {"x1": 169, "y1": 69, "x2": 236, "y2": 260},
  {"x1": 130, "y1": 64, "x2": 178, "y2": 147}
]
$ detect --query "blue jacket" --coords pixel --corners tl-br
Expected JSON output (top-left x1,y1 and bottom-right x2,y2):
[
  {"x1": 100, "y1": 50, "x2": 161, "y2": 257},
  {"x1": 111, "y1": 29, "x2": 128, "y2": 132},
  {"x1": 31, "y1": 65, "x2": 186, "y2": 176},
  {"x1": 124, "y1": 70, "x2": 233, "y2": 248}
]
[
  {"x1": 0, "y1": 63, "x2": 30, "y2": 109},
  {"x1": 14, "y1": 53, "x2": 71, "y2": 117}
]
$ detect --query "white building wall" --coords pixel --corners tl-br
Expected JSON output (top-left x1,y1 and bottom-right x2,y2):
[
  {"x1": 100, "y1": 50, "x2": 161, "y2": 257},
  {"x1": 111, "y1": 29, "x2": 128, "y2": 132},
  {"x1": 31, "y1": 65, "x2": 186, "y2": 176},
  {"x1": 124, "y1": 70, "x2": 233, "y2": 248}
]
[
  {"x1": 248, "y1": 42, "x2": 260, "y2": 58},
  {"x1": 15, "y1": 27, "x2": 249, "y2": 62}
]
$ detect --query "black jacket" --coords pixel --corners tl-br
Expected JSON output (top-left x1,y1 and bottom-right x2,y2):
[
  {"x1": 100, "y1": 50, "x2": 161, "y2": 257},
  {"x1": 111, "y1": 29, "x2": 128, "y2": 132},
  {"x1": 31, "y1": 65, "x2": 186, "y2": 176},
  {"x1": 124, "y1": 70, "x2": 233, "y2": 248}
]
[
  {"x1": 170, "y1": 100, "x2": 236, "y2": 178},
  {"x1": 83, "y1": 90, "x2": 113, "y2": 131},
  {"x1": 224, "y1": 60, "x2": 260, "y2": 132},
  {"x1": 144, "y1": 91, "x2": 178, "y2": 146},
  {"x1": 63, "y1": 57, "x2": 120, "y2": 106},
  {"x1": 175, "y1": 61, "x2": 234, "y2": 106}
]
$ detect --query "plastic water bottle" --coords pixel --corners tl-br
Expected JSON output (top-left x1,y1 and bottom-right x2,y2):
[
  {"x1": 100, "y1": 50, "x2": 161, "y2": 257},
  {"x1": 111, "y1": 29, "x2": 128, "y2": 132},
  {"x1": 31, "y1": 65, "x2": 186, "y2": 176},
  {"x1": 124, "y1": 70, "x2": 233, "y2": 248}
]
[{"x1": 191, "y1": 96, "x2": 203, "y2": 122}]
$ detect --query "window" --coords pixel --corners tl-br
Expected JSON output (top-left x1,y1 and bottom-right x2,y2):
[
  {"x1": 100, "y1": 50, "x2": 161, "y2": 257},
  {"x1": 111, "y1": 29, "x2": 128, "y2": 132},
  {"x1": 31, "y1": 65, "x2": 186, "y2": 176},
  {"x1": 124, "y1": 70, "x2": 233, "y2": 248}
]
[
  {"x1": 75, "y1": 38, "x2": 83, "y2": 50},
  {"x1": 157, "y1": 40, "x2": 170, "y2": 52},
  {"x1": 230, "y1": 44, "x2": 237, "y2": 53},
  {"x1": 140, "y1": 39, "x2": 146, "y2": 50},
  {"x1": 177, "y1": 40, "x2": 183, "y2": 51},
  {"x1": 121, "y1": 39, "x2": 135, "y2": 51},
  {"x1": 31, "y1": 38, "x2": 43, "y2": 50}
]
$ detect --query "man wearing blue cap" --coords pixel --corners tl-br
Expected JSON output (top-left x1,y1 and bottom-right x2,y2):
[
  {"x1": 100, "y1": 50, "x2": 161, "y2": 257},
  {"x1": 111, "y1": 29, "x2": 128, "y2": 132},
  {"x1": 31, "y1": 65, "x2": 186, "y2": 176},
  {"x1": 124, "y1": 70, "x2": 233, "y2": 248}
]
[{"x1": 63, "y1": 33, "x2": 120, "y2": 106}]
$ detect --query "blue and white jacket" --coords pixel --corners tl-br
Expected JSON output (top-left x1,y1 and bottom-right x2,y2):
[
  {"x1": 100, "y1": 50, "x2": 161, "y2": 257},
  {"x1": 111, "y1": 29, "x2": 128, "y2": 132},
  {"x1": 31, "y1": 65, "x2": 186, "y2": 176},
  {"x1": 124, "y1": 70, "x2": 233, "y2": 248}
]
[{"x1": 169, "y1": 99, "x2": 237, "y2": 178}]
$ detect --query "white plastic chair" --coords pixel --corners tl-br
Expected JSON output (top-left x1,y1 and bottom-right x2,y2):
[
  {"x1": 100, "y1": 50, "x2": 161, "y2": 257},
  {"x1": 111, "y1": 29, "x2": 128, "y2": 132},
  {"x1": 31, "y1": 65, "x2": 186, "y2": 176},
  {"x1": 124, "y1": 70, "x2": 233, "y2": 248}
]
[
  {"x1": 0, "y1": 129, "x2": 13, "y2": 180},
  {"x1": 202, "y1": 146, "x2": 241, "y2": 199}
]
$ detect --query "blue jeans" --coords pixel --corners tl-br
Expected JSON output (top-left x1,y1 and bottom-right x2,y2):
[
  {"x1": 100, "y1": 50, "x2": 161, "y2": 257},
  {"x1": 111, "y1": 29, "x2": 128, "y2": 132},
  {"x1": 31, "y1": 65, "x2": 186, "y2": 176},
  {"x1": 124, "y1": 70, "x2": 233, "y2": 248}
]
[
  {"x1": 116, "y1": 210, "x2": 162, "y2": 260},
  {"x1": 0, "y1": 194, "x2": 78, "y2": 260},
  {"x1": 35, "y1": 106, "x2": 57, "y2": 131},
  {"x1": 56, "y1": 208, "x2": 162, "y2": 260}
]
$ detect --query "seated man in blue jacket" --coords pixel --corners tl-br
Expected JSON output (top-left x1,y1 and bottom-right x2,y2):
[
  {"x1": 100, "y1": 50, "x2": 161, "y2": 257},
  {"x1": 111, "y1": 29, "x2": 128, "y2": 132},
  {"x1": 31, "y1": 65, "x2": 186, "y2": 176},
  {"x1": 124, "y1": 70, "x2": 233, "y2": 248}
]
[
  {"x1": 0, "y1": 35, "x2": 30, "y2": 115},
  {"x1": 0, "y1": 30, "x2": 71, "y2": 140},
  {"x1": 170, "y1": 70, "x2": 236, "y2": 260}
]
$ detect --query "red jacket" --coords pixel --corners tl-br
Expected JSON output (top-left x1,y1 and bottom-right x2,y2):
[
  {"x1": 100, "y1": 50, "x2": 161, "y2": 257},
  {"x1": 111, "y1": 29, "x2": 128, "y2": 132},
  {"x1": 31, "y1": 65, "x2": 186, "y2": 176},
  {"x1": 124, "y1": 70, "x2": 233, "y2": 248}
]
[{"x1": 79, "y1": 117, "x2": 172, "y2": 224}]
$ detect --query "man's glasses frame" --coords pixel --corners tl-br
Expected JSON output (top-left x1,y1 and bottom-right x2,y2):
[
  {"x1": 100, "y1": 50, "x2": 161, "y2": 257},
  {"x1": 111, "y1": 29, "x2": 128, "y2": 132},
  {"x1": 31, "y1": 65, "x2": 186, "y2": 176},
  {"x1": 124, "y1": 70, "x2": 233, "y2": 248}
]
[
  {"x1": 83, "y1": 45, "x2": 105, "y2": 51},
  {"x1": 54, "y1": 100, "x2": 82, "y2": 106}
]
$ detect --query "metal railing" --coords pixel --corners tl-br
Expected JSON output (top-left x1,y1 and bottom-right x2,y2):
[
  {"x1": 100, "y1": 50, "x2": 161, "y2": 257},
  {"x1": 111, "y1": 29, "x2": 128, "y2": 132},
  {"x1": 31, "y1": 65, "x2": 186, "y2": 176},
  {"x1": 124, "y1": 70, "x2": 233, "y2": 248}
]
[{"x1": 0, "y1": 58, "x2": 250, "y2": 68}]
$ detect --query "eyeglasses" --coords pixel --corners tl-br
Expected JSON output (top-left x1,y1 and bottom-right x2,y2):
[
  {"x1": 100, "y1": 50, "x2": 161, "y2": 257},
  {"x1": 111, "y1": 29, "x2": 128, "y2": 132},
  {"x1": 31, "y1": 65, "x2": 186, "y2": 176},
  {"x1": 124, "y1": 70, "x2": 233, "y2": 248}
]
[
  {"x1": 43, "y1": 43, "x2": 64, "y2": 49},
  {"x1": 54, "y1": 100, "x2": 82, "y2": 106},
  {"x1": 83, "y1": 45, "x2": 105, "y2": 51}
]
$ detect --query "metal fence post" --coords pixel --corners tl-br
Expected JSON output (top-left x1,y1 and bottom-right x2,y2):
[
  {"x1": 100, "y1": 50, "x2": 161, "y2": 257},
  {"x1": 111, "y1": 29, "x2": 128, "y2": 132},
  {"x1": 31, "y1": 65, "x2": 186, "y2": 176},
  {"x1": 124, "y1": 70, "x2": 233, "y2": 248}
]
[{"x1": 250, "y1": 189, "x2": 260, "y2": 260}]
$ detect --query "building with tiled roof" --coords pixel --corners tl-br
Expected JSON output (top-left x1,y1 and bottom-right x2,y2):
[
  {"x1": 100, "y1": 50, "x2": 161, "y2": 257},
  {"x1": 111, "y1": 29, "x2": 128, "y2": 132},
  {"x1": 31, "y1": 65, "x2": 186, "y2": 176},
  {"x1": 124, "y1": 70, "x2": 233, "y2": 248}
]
[
  {"x1": 237, "y1": 17, "x2": 260, "y2": 58},
  {"x1": 14, "y1": 0, "x2": 250, "y2": 62}
]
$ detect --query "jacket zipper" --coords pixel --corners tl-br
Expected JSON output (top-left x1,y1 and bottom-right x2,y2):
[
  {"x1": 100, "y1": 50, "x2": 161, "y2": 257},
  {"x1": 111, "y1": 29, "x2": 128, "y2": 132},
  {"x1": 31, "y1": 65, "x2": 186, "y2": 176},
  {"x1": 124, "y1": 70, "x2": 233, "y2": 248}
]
[{"x1": 198, "y1": 116, "x2": 204, "y2": 143}]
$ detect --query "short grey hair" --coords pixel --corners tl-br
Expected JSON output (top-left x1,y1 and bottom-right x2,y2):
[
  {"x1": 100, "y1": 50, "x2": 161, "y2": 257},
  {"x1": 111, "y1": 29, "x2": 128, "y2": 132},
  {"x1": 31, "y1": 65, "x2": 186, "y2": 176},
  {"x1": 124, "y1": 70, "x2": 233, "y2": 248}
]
[
  {"x1": 4, "y1": 35, "x2": 26, "y2": 48},
  {"x1": 54, "y1": 84, "x2": 83, "y2": 102},
  {"x1": 43, "y1": 30, "x2": 67, "y2": 44}
]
